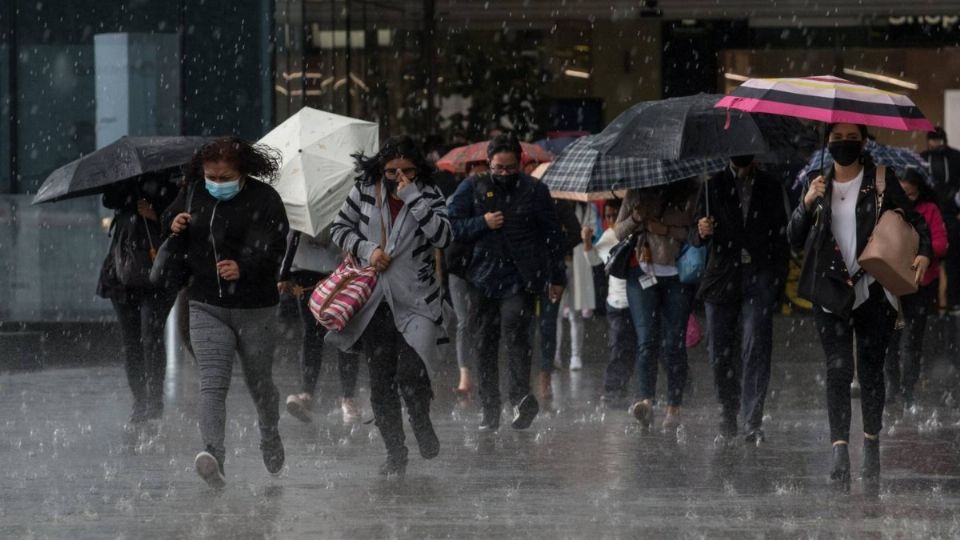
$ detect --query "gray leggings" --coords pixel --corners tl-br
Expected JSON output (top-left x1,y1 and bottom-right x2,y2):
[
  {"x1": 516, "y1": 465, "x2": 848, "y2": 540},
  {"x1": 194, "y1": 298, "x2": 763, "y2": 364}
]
[{"x1": 189, "y1": 301, "x2": 279, "y2": 462}]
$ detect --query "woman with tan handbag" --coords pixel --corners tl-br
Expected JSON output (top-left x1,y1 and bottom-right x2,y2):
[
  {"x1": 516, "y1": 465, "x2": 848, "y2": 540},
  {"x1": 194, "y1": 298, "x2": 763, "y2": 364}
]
[
  {"x1": 788, "y1": 123, "x2": 932, "y2": 487},
  {"x1": 328, "y1": 136, "x2": 452, "y2": 476}
]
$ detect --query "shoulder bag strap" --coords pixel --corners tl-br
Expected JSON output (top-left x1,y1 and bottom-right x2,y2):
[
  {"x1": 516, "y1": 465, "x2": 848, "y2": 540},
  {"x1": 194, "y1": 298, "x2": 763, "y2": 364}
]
[
  {"x1": 374, "y1": 181, "x2": 386, "y2": 250},
  {"x1": 875, "y1": 165, "x2": 886, "y2": 226}
]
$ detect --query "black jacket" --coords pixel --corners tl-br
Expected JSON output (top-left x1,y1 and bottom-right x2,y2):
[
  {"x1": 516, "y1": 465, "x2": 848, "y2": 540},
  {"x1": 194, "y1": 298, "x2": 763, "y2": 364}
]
[
  {"x1": 161, "y1": 179, "x2": 289, "y2": 309},
  {"x1": 921, "y1": 146, "x2": 960, "y2": 221},
  {"x1": 448, "y1": 172, "x2": 567, "y2": 296},
  {"x1": 693, "y1": 167, "x2": 790, "y2": 304},
  {"x1": 787, "y1": 161, "x2": 932, "y2": 317},
  {"x1": 97, "y1": 175, "x2": 178, "y2": 298}
]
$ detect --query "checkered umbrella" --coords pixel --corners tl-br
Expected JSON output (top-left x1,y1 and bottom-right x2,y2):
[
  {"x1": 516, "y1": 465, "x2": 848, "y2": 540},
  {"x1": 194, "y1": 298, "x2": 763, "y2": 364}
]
[
  {"x1": 540, "y1": 136, "x2": 726, "y2": 199},
  {"x1": 795, "y1": 139, "x2": 930, "y2": 188}
]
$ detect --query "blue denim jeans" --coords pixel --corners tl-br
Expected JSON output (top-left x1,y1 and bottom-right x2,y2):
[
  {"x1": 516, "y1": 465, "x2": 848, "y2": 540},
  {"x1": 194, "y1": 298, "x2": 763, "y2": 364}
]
[{"x1": 625, "y1": 268, "x2": 695, "y2": 406}]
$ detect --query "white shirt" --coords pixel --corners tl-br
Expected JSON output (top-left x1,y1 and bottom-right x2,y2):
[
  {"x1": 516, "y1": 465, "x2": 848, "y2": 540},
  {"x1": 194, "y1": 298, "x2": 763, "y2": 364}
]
[
  {"x1": 594, "y1": 228, "x2": 630, "y2": 310},
  {"x1": 828, "y1": 170, "x2": 896, "y2": 312}
]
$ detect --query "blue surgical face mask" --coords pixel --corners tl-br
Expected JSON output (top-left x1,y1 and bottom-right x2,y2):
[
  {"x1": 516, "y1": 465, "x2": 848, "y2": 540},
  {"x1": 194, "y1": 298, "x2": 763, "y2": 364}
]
[{"x1": 204, "y1": 177, "x2": 241, "y2": 201}]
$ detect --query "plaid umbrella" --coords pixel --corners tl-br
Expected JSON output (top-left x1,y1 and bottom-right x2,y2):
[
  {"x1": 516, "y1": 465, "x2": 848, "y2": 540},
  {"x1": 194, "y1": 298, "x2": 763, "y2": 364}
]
[
  {"x1": 794, "y1": 139, "x2": 930, "y2": 190},
  {"x1": 716, "y1": 75, "x2": 934, "y2": 132},
  {"x1": 436, "y1": 141, "x2": 552, "y2": 173},
  {"x1": 540, "y1": 136, "x2": 725, "y2": 199}
]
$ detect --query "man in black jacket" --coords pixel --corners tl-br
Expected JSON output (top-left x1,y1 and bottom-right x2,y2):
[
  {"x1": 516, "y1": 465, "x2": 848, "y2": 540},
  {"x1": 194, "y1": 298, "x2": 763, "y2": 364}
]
[
  {"x1": 448, "y1": 134, "x2": 567, "y2": 431},
  {"x1": 695, "y1": 155, "x2": 790, "y2": 444},
  {"x1": 922, "y1": 127, "x2": 960, "y2": 314}
]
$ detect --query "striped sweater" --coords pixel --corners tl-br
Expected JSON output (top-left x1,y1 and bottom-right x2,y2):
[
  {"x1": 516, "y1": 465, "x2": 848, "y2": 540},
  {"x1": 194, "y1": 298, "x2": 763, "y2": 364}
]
[{"x1": 326, "y1": 178, "x2": 451, "y2": 374}]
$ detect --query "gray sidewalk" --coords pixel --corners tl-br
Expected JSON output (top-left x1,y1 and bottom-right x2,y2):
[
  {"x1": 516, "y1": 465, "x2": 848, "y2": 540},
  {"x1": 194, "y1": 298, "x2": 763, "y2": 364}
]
[{"x1": 2, "y1": 315, "x2": 960, "y2": 538}]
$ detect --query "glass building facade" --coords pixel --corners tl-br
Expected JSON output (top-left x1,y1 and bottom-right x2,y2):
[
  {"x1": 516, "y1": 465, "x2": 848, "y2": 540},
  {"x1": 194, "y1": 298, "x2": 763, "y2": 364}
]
[{"x1": 2, "y1": 1, "x2": 959, "y2": 321}]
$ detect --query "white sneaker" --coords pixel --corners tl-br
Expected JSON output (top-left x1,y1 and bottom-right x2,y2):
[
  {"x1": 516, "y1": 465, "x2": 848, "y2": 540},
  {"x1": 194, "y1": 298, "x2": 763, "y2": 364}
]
[
  {"x1": 194, "y1": 451, "x2": 226, "y2": 488},
  {"x1": 286, "y1": 393, "x2": 313, "y2": 423},
  {"x1": 569, "y1": 356, "x2": 583, "y2": 371},
  {"x1": 341, "y1": 397, "x2": 361, "y2": 423}
]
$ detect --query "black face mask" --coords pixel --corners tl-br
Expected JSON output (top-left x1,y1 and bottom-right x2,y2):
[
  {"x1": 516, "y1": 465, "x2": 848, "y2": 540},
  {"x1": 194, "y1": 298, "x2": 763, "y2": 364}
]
[
  {"x1": 491, "y1": 173, "x2": 519, "y2": 189},
  {"x1": 730, "y1": 155, "x2": 754, "y2": 169},
  {"x1": 929, "y1": 145, "x2": 946, "y2": 154},
  {"x1": 828, "y1": 140, "x2": 862, "y2": 167}
]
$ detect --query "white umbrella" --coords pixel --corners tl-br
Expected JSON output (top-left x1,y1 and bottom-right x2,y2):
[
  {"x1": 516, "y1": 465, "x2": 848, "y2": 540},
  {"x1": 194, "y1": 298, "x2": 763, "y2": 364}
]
[{"x1": 259, "y1": 107, "x2": 378, "y2": 235}]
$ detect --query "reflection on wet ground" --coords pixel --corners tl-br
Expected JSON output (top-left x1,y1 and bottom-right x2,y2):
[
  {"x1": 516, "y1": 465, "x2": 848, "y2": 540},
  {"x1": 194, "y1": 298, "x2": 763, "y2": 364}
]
[{"x1": 2, "y1": 315, "x2": 960, "y2": 538}]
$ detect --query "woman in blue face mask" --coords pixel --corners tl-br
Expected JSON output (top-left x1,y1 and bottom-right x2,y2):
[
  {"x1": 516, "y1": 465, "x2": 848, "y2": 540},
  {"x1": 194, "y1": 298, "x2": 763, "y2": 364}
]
[
  {"x1": 788, "y1": 123, "x2": 932, "y2": 488},
  {"x1": 161, "y1": 136, "x2": 290, "y2": 487}
]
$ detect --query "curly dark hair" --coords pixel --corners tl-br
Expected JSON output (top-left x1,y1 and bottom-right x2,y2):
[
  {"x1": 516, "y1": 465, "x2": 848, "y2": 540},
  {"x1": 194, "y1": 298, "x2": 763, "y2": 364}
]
[
  {"x1": 353, "y1": 135, "x2": 435, "y2": 186},
  {"x1": 185, "y1": 136, "x2": 281, "y2": 185}
]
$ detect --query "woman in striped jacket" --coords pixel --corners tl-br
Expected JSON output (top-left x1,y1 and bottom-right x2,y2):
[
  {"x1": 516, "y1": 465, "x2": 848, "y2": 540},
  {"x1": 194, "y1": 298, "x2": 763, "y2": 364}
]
[{"x1": 328, "y1": 136, "x2": 452, "y2": 476}]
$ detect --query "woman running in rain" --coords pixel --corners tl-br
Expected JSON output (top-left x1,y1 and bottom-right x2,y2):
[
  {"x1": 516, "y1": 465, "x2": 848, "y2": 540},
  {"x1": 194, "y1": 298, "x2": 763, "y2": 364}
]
[
  {"x1": 163, "y1": 137, "x2": 289, "y2": 487},
  {"x1": 789, "y1": 123, "x2": 931, "y2": 487},
  {"x1": 328, "y1": 136, "x2": 452, "y2": 476}
]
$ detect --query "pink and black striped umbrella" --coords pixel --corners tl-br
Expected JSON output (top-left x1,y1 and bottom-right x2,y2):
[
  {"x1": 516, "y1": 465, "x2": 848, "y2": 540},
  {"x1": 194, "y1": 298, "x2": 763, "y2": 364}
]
[{"x1": 715, "y1": 75, "x2": 934, "y2": 132}]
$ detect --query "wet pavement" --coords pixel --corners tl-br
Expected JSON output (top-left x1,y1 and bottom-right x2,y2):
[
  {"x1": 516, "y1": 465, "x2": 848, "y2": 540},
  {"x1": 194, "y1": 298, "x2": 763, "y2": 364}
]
[{"x1": 3, "y1": 314, "x2": 960, "y2": 539}]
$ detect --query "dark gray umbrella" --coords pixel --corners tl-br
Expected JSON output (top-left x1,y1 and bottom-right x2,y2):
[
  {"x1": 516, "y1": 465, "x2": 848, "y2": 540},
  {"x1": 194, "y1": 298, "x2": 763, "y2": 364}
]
[
  {"x1": 33, "y1": 136, "x2": 207, "y2": 204},
  {"x1": 589, "y1": 93, "x2": 806, "y2": 161}
]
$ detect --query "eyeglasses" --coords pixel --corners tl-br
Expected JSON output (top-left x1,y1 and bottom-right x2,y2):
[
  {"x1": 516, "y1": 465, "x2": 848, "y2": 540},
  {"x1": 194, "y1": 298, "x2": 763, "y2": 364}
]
[
  {"x1": 490, "y1": 164, "x2": 519, "y2": 175},
  {"x1": 384, "y1": 167, "x2": 417, "y2": 179}
]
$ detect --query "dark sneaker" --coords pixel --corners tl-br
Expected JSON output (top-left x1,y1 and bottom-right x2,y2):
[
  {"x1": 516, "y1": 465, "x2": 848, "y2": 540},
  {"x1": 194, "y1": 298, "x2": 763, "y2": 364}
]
[
  {"x1": 479, "y1": 408, "x2": 500, "y2": 432},
  {"x1": 379, "y1": 447, "x2": 409, "y2": 477},
  {"x1": 195, "y1": 450, "x2": 226, "y2": 488},
  {"x1": 410, "y1": 416, "x2": 440, "y2": 459},
  {"x1": 830, "y1": 444, "x2": 851, "y2": 487},
  {"x1": 260, "y1": 434, "x2": 285, "y2": 475},
  {"x1": 511, "y1": 394, "x2": 539, "y2": 430},
  {"x1": 744, "y1": 428, "x2": 765, "y2": 446},
  {"x1": 629, "y1": 400, "x2": 653, "y2": 428},
  {"x1": 143, "y1": 400, "x2": 163, "y2": 422},
  {"x1": 862, "y1": 438, "x2": 880, "y2": 480}
]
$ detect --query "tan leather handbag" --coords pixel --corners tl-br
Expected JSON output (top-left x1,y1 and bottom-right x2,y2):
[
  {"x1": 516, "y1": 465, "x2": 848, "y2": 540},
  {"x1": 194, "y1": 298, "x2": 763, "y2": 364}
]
[{"x1": 857, "y1": 166, "x2": 919, "y2": 297}]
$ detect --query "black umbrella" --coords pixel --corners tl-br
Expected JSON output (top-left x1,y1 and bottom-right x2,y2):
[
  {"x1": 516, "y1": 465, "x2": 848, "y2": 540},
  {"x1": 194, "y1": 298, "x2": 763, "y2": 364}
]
[
  {"x1": 589, "y1": 93, "x2": 806, "y2": 161},
  {"x1": 33, "y1": 136, "x2": 207, "y2": 204}
]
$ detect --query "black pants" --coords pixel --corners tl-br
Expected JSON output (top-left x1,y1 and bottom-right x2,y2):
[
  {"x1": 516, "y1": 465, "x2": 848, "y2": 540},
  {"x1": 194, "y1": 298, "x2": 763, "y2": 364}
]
[
  {"x1": 814, "y1": 283, "x2": 896, "y2": 443},
  {"x1": 360, "y1": 303, "x2": 433, "y2": 457},
  {"x1": 291, "y1": 271, "x2": 360, "y2": 398},
  {"x1": 110, "y1": 288, "x2": 177, "y2": 415},
  {"x1": 602, "y1": 304, "x2": 638, "y2": 397},
  {"x1": 705, "y1": 267, "x2": 779, "y2": 431},
  {"x1": 885, "y1": 281, "x2": 937, "y2": 402},
  {"x1": 945, "y1": 224, "x2": 960, "y2": 309},
  {"x1": 474, "y1": 287, "x2": 536, "y2": 412}
]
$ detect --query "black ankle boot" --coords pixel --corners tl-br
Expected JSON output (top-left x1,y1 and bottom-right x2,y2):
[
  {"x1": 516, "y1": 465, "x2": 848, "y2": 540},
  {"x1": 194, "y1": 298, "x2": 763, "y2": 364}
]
[
  {"x1": 408, "y1": 409, "x2": 439, "y2": 460},
  {"x1": 862, "y1": 438, "x2": 880, "y2": 480},
  {"x1": 830, "y1": 444, "x2": 851, "y2": 485},
  {"x1": 379, "y1": 446, "x2": 409, "y2": 477}
]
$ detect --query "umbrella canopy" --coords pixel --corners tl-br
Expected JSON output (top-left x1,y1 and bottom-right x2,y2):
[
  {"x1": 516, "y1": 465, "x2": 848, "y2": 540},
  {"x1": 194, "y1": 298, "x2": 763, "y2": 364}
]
[
  {"x1": 795, "y1": 140, "x2": 930, "y2": 188},
  {"x1": 715, "y1": 75, "x2": 934, "y2": 132},
  {"x1": 591, "y1": 93, "x2": 807, "y2": 160},
  {"x1": 534, "y1": 137, "x2": 581, "y2": 156},
  {"x1": 531, "y1": 161, "x2": 624, "y2": 201},
  {"x1": 436, "y1": 141, "x2": 552, "y2": 174},
  {"x1": 540, "y1": 136, "x2": 725, "y2": 199},
  {"x1": 258, "y1": 107, "x2": 378, "y2": 236},
  {"x1": 33, "y1": 136, "x2": 206, "y2": 204}
]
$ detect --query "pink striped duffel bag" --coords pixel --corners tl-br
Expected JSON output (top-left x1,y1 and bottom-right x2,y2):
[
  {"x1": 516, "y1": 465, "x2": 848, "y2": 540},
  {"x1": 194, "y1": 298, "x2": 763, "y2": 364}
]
[{"x1": 309, "y1": 257, "x2": 378, "y2": 331}]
